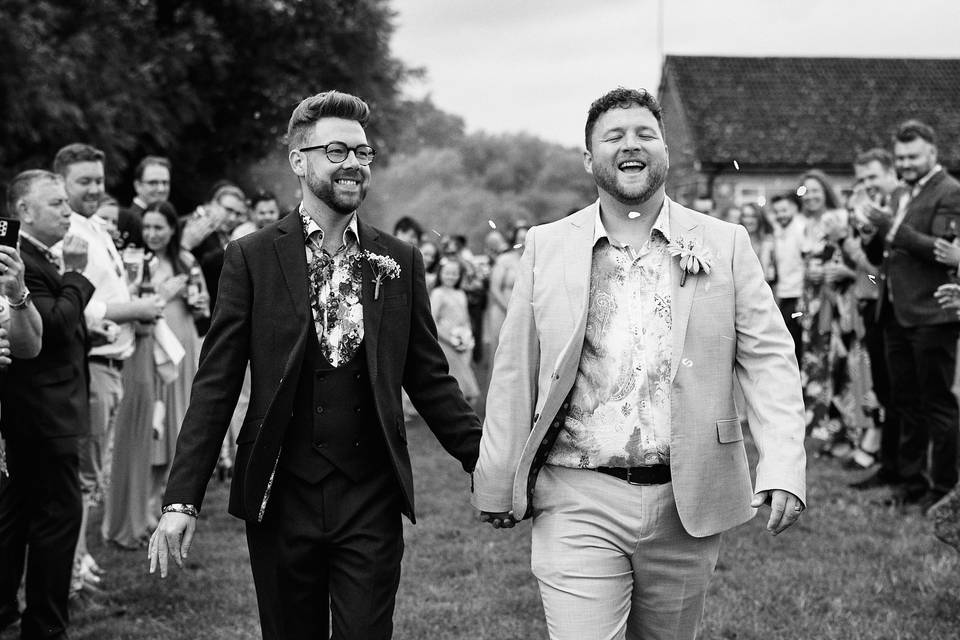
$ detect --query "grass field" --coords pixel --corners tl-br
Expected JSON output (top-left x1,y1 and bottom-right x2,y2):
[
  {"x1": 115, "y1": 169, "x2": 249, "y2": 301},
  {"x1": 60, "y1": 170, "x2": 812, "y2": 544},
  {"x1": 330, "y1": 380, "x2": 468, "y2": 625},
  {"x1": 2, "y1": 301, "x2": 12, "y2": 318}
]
[{"x1": 19, "y1": 417, "x2": 959, "y2": 640}]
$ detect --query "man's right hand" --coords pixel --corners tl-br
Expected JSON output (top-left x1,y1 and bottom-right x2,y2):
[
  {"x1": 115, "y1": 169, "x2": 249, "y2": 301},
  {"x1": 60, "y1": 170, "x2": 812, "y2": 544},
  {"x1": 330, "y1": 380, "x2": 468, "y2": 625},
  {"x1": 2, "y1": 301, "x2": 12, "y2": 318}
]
[
  {"x1": 61, "y1": 234, "x2": 89, "y2": 273},
  {"x1": 148, "y1": 512, "x2": 197, "y2": 578},
  {"x1": 133, "y1": 294, "x2": 166, "y2": 321}
]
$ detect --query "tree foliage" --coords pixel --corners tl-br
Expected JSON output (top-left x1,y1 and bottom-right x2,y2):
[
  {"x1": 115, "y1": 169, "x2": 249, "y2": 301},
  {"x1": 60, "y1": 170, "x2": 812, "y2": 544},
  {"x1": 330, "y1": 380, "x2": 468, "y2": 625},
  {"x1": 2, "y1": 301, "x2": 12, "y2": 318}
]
[{"x1": 0, "y1": 0, "x2": 413, "y2": 207}]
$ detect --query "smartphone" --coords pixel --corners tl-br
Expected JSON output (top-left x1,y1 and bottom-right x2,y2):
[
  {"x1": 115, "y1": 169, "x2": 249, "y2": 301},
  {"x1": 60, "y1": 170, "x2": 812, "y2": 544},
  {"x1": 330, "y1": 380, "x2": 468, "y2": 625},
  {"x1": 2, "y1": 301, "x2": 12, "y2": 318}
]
[{"x1": 0, "y1": 217, "x2": 20, "y2": 248}]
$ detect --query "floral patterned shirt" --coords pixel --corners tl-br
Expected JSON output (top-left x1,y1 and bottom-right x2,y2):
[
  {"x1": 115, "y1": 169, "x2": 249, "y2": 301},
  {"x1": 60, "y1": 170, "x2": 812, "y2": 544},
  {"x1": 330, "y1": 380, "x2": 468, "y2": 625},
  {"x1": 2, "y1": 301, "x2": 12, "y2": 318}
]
[
  {"x1": 548, "y1": 201, "x2": 674, "y2": 469},
  {"x1": 300, "y1": 209, "x2": 363, "y2": 367}
]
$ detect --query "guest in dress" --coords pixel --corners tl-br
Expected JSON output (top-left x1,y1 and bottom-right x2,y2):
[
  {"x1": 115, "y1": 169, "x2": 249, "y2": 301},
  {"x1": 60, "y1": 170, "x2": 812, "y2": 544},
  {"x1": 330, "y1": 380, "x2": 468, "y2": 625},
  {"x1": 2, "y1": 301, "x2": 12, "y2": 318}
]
[
  {"x1": 430, "y1": 258, "x2": 479, "y2": 404},
  {"x1": 740, "y1": 202, "x2": 777, "y2": 285},
  {"x1": 419, "y1": 239, "x2": 441, "y2": 290},
  {"x1": 797, "y1": 170, "x2": 863, "y2": 456}
]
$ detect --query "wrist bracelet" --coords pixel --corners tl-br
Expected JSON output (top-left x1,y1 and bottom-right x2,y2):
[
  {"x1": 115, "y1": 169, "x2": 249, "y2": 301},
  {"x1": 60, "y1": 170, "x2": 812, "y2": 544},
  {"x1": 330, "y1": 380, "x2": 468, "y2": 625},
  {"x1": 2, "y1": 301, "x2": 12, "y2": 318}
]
[{"x1": 162, "y1": 503, "x2": 199, "y2": 518}]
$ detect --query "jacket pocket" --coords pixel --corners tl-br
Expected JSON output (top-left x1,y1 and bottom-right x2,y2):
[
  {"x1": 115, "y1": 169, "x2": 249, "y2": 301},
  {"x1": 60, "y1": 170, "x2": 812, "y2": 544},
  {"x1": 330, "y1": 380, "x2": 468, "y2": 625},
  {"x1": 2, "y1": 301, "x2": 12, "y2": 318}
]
[
  {"x1": 236, "y1": 417, "x2": 264, "y2": 444},
  {"x1": 716, "y1": 418, "x2": 743, "y2": 444},
  {"x1": 383, "y1": 294, "x2": 407, "y2": 309}
]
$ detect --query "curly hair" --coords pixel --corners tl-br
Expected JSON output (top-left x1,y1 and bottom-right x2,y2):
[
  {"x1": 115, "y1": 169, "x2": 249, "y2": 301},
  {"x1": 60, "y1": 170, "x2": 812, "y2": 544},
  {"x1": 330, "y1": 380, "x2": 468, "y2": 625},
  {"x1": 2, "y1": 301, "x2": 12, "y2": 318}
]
[{"x1": 584, "y1": 87, "x2": 664, "y2": 151}]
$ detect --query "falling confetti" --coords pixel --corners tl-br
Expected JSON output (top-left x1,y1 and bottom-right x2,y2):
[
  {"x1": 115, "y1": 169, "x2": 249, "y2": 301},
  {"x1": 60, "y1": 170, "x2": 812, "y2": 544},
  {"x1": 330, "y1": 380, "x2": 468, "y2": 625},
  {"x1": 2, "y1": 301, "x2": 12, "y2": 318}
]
[
  {"x1": 733, "y1": 160, "x2": 740, "y2": 171},
  {"x1": 513, "y1": 244, "x2": 523, "y2": 250},
  {"x1": 681, "y1": 358, "x2": 694, "y2": 368},
  {"x1": 431, "y1": 229, "x2": 441, "y2": 237},
  {"x1": 796, "y1": 185, "x2": 807, "y2": 197},
  {"x1": 867, "y1": 274, "x2": 878, "y2": 285},
  {"x1": 488, "y1": 220, "x2": 497, "y2": 229},
  {"x1": 791, "y1": 311, "x2": 803, "y2": 319},
  {"x1": 628, "y1": 211, "x2": 641, "y2": 219}
]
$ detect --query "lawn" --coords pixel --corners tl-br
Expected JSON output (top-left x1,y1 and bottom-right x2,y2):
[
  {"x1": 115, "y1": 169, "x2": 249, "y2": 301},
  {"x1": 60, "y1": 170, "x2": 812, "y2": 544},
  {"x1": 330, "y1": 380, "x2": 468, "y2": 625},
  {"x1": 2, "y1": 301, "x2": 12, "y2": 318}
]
[{"x1": 30, "y1": 418, "x2": 960, "y2": 640}]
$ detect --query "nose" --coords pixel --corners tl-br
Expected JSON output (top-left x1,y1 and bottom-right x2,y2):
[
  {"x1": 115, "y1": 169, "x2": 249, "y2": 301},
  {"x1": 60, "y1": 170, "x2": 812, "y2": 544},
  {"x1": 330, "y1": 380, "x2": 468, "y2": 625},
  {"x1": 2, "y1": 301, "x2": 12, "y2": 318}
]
[{"x1": 340, "y1": 149, "x2": 362, "y2": 169}]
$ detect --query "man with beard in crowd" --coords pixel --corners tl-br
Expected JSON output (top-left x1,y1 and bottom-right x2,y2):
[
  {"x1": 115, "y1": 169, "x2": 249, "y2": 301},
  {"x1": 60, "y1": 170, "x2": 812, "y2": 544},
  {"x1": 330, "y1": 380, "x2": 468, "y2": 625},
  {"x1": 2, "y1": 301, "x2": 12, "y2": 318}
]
[
  {"x1": 473, "y1": 87, "x2": 806, "y2": 640},
  {"x1": 148, "y1": 90, "x2": 481, "y2": 640}
]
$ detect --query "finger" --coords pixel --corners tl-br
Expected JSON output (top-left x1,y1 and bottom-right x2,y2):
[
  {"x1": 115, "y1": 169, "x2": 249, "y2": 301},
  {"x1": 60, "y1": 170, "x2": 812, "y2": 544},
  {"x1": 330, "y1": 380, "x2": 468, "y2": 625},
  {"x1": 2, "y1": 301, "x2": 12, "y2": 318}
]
[
  {"x1": 478, "y1": 513, "x2": 491, "y2": 523},
  {"x1": 157, "y1": 532, "x2": 169, "y2": 578},
  {"x1": 767, "y1": 494, "x2": 787, "y2": 533},
  {"x1": 492, "y1": 519, "x2": 501, "y2": 529},
  {"x1": 181, "y1": 524, "x2": 195, "y2": 560},
  {"x1": 148, "y1": 532, "x2": 158, "y2": 574},
  {"x1": 169, "y1": 531, "x2": 184, "y2": 568},
  {"x1": 501, "y1": 518, "x2": 515, "y2": 528},
  {"x1": 773, "y1": 500, "x2": 803, "y2": 536},
  {"x1": 750, "y1": 491, "x2": 768, "y2": 508}
]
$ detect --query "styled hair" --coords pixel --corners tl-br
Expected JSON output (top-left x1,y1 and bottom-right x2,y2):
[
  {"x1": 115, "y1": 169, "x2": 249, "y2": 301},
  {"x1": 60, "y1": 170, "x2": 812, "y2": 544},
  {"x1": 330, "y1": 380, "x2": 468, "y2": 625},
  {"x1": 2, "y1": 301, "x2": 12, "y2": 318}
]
[
  {"x1": 134, "y1": 156, "x2": 172, "y2": 181},
  {"x1": 208, "y1": 182, "x2": 246, "y2": 206},
  {"x1": 143, "y1": 200, "x2": 189, "y2": 275},
  {"x1": 585, "y1": 87, "x2": 664, "y2": 151},
  {"x1": 854, "y1": 148, "x2": 895, "y2": 171},
  {"x1": 250, "y1": 189, "x2": 277, "y2": 209},
  {"x1": 770, "y1": 192, "x2": 802, "y2": 211},
  {"x1": 52, "y1": 143, "x2": 105, "y2": 177},
  {"x1": 393, "y1": 216, "x2": 422, "y2": 239},
  {"x1": 895, "y1": 119, "x2": 936, "y2": 146},
  {"x1": 286, "y1": 90, "x2": 371, "y2": 152},
  {"x1": 6, "y1": 169, "x2": 62, "y2": 217},
  {"x1": 798, "y1": 169, "x2": 841, "y2": 211},
  {"x1": 740, "y1": 202, "x2": 773, "y2": 237}
]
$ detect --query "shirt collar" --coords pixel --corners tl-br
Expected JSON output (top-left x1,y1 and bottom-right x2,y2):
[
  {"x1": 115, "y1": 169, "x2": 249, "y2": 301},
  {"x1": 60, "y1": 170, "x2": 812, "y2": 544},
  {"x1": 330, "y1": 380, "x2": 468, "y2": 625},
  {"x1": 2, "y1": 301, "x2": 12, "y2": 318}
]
[
  {"x1": 133, "y1": 196, "x2": 148, "y2": 210},
  {"x1": 592, "y1": 197, "x2": 671, "y2": 247},
  {"x1": 915, "y1": 164, "x2": 943, "y2": 193},
  {"x1": 298, "y1": 204, "x2": 359, "y2": 251},
  {"x1": 19, "y1": 230, "x2": 54, "y2": 253}
]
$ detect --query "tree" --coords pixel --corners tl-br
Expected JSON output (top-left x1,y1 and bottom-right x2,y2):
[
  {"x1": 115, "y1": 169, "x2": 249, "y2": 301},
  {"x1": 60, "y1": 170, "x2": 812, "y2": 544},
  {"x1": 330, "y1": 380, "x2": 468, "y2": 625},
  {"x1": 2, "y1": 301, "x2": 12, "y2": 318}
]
[{"x1": 0, "y1": 0, "x2": 413, "y2": 209}]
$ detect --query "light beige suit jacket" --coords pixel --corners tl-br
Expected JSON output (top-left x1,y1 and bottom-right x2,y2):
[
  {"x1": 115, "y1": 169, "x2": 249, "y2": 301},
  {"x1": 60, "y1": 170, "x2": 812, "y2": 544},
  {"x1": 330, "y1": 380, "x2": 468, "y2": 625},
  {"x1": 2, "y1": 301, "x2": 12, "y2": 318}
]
[{"x1": 472, "y1": 199, "x2": 806, "y2": 538}]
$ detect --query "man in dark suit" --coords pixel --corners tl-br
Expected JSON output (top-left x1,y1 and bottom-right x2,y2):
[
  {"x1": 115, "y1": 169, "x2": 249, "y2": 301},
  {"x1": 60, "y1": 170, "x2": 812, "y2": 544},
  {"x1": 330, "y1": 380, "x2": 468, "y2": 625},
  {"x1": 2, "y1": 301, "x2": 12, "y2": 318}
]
[
  {"x1": 0, "y1": 170, "x2": 94, "y2": 639},
  {"x1": 148, "y1": 91, "x2": 481, "y2": 640},
  {"x1": 118, "y1": 156, "x2": 172, "y2": 249},
  {"x1": 865, "y1": 120, "x2": 960, "y2": 512}
]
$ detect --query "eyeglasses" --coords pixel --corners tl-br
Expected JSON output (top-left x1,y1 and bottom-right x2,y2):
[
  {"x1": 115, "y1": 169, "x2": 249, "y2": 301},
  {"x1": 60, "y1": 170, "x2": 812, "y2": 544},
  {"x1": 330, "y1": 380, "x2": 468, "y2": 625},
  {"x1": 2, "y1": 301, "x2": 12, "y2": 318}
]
[{"x1": 299, "y1": 142, "x2": 376, "y2": 166}]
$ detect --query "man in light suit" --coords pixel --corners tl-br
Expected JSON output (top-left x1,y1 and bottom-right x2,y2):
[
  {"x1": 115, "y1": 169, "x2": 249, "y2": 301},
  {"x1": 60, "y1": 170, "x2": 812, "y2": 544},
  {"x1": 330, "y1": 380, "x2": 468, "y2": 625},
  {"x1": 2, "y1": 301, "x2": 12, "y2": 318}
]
[
  {"x1": 472, "y1": 88, "x2": 806, "y2": 640},
  {"x1": 148, "y1": 91, "x2": 480, "y2": 640}
]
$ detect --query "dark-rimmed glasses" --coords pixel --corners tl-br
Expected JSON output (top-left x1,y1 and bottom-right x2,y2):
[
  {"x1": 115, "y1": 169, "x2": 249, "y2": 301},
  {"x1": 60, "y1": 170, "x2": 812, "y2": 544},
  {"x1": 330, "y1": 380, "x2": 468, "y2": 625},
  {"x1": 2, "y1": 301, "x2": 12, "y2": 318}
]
[{"x1": 299, "y1": 142, "x2": 376, "y2": 166}]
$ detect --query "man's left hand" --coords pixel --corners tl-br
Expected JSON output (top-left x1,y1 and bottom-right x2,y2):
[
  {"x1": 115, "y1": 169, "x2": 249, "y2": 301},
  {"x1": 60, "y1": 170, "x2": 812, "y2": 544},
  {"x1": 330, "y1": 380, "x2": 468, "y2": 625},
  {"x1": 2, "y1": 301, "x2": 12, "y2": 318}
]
[{"x1": 751, "y1": 489, "x2": 804, "y2": 536}]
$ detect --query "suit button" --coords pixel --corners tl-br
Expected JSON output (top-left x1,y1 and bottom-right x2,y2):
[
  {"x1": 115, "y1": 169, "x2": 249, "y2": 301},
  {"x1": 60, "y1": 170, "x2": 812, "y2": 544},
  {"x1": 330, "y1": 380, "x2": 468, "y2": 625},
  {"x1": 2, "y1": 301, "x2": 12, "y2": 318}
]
[
  {"x1": 354, "y1": 406, "x2": 361, "y2": 413},
  {"x1": 314, "y1": 441, "x2": 326, "y2": 449},
  {"x1": 317, "y1": 374, "x2": 327, "y2": 382},
  {"x1": 316, "y1": 406, "x2": 324, "y2": 415},
  {"x1": 562, "y1": 402, "x2": 570, "y2": 410},
  {"x1": 354, "y1": 372, "x2": 362, "y2": 381},
  {"x1": 353, "y1": 441, "x2": 360, "y2": 447}
]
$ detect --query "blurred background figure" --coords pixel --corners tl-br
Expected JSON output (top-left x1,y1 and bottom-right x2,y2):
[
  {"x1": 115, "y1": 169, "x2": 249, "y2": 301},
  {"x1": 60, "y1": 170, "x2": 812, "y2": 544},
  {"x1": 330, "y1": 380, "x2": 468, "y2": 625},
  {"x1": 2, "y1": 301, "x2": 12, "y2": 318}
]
[
  {"x1": 419, "y1": 238, "x2": 441, "y2": 290},
  {"x1": 771, "y1": 192, "x2": 807, "y2": 364},
  {"x1": 249, "y1": 190, "x2": 282, "y2": 230},
  {"x1": 119, "y1": 156, "x2": 172, "y2": 250},
  {"x1": 183, "y1": 182, "x2": 247, "y2": 314},
  {"x1": 740, "y1": 202, "x2": 777, "y2": 285},
  {"x1": 430, "y1": 257, "x2": 479, "y2": 404},
  {"x1": 484, "y1": 221, "x2": 527, "y2": 367},
  {"x1": 393, "y1": 215, "x2": 423, "y2": 245}
]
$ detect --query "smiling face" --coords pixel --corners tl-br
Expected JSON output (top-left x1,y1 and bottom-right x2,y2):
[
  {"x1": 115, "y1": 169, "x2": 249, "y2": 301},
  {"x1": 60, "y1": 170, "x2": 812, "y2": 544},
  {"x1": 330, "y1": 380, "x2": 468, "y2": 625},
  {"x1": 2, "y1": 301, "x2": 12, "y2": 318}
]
[
  {"x1": 252, "y1": 199, "x2": 280, "y2": 228},
  {"x1": 62, "y1": 160, "x2": 105, "y2": 217},
  {"x1": 894, "y1": 137, "x2": 937, "y2": 186},
  {"x1": 801, "y1": 178, "x2": 826, "y2": 215},
  {"x1": 439, "y1": 259, "x2": 463, "y2": 288},
  {"x1": 854, "y1": 160, "x2": 899, "y2": 200},
  {"x1": 134, "y1": 164, "x2": 171, "y2": 205},
  {"x1": 584, "y1": 105, "x2": 668, "y2": 207},
  {"x1": 141, "y1": 211, "x2": 174, "y2": 254},
  {"x1": 291, "y1": 117, "x2": 371, "y2": 217}
]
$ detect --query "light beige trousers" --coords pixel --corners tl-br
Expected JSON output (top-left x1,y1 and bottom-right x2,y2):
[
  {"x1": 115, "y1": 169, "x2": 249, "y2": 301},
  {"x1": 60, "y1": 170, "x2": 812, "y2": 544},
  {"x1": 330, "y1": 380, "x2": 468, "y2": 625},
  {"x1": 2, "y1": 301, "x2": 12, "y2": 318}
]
[{"x1": 531, "y1": 465, "x2": 721, "y2": 640}]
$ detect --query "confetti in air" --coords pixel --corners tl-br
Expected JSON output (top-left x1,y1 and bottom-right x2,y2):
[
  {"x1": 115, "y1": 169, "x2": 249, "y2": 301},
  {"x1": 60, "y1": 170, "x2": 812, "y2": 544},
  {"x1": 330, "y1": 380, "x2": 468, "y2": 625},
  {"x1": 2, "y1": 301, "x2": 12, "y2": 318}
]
[
  {"x1": 513, "y1": 244, "x2": 523, "y2": 250},
  {"x1": 867, "y1": 275, "x2": 878, "y2": 285},
  {"x1": 628, "y1": 211, "x2": 641, "y2": 219},
  {"x1": 791, "y1": 311, "x2": 803, "y2": 319},
  {"x1": 733, "y1": 160, "x2": 740, "y2": 171},
  {"x1": 682, "y1": 358, "x2": 693, "y2": 368},
  {"x1": 488, "y1": 220, "x2": 497, "y2": 229},
  {"x1": 796, "y1": 185, "x2": 807, "y2": 197},
  {"x1": 431, "y1": 229, "x2": 441, "y2": 237}
]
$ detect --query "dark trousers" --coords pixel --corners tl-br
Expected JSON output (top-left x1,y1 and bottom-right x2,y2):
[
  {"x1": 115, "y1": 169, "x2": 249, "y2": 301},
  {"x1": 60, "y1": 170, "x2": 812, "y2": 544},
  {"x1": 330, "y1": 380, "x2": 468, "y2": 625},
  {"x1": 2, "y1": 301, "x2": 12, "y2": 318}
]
[
  {"x1": 778, "y1": 297, "x2": 803, "y2": 365},
  {"x1": 245, "y1": 468, "x2": 404, "y2": 640},
  {"x1": 884, "y1": 315, "x2": 960, "y2": 494},
  {"x1": 0, "y1": 438, "x2": 82, "y2": 640},
  {"x1": 861, "y1": 300, "x2": 900, "y2": 476}
]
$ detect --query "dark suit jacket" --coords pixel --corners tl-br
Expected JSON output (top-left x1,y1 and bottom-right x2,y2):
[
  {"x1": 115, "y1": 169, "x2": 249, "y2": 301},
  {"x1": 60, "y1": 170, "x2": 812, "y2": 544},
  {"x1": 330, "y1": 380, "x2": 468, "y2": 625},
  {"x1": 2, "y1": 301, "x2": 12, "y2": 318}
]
[
  {"x1": 164, "y1": 212, "x2": 481, "y2": 522},
  {"x1": 118, "y1": 201, "x2": 145, "y2": 248},
  {"x1": 873, "y1": 169, "x2": 960, "y2": 327},
  {"x1": 0, "y1": 242, "x2": 95, "y2": 451}
]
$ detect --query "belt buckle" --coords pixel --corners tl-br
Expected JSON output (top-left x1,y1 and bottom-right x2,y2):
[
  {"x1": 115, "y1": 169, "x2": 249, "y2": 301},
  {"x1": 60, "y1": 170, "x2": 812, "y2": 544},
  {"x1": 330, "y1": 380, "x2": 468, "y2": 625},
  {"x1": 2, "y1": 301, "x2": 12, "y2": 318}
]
[{"x1": 625, "y1": 468, "x2": 642, "y2": 486}]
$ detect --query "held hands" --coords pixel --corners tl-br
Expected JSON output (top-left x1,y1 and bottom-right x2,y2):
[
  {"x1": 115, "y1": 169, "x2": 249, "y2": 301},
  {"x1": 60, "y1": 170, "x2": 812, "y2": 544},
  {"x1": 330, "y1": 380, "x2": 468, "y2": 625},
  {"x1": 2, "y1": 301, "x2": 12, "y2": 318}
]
[
  {"x1": 61, "y1": 234, "x2": 89, "y2": 273},
  {"x1": 148, "y1": 512, "x2": 197, "y2": 578},
  {"x1": 751, "y1": 489, "x2": 804, "y2": 536},
  {"x1": 933, "y1": 238, "x2": 960, "y2": 268},
  {"x1": 934, "y1": 283, "x2": 960, "y2": 313},
  {"x1": 0, "y1": 246, "x2": 26, "y2": 299},
  {"x1": 479, "y1": 510, "x2": 517, "y2": 529}
]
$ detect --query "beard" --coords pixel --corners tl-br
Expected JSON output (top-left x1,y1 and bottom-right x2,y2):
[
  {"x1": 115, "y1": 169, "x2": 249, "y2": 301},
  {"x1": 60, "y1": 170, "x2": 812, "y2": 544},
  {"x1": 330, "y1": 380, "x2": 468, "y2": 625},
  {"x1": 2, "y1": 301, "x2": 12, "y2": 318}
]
[
  {"x1": 592, "y1": 155, "x2": 668, "y2": 206},
  {"x1": 305, "y1": 166, "x2": 368, "y2": 215}
]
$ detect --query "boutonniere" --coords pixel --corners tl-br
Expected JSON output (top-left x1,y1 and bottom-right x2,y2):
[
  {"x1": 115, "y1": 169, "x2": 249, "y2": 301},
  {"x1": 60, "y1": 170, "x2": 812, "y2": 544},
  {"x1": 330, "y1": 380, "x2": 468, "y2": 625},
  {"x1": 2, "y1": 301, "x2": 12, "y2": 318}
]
[
  {"x1": 363, "y1": 251, "x2": 401, "y2": 300},
  {"x1": 667, "y1": 236, "x2": 713, "y2": 287}
]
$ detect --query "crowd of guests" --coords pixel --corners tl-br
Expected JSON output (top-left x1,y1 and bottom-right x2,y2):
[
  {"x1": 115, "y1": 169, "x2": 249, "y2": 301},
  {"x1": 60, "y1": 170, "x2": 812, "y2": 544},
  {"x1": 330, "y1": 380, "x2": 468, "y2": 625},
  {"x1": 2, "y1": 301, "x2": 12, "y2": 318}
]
[{"x1": 1, "y1": 117, "x2": 960, "y2": 638}]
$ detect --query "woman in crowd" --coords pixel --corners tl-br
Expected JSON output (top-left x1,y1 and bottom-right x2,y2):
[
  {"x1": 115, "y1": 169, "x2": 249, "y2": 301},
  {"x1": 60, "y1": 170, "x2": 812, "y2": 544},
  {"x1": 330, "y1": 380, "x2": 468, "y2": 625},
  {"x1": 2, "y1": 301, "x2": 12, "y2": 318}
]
[
  {"x1": 419, "y1": 238, "x2": 441, "y2": 290},
  {"x1": 740, "y1": 202, "x2": 777, "y2": 285},
  {"x1": 430, "y1": 257, "x2": 479, "y2": 404},
  {"x1": 797, "y1": 170, "x2": 864, "y2": 457},
  {"x1": 485, "y1": 222, "x2": 528, "y2": 363}
]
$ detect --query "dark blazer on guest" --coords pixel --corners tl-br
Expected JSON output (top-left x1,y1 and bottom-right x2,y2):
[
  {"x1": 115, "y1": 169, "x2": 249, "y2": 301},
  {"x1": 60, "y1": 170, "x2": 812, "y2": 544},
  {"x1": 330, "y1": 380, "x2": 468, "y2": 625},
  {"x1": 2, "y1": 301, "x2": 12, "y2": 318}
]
[
  {"x1": 874, "y1": 169, "x2": 960, "y2": 327},
  {"x1": 163, "y1": 211, "x2": 481, "y2": 522},
  {"x1": 0, "y1": 241, "x2": 95, "y2": 447}
]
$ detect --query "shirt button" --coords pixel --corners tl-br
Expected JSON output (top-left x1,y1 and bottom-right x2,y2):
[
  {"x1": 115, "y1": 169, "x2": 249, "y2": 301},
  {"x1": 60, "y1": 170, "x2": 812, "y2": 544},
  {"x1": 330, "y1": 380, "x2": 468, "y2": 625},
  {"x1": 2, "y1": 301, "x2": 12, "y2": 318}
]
[
  {"x1": 314, "y1": 441, "x2": 326, "y2": 449},
  {"x1": 354, "y1": 406, "x2": 361, "y2": 413},
  {"x1": 353, "y1": 441, "x2": 360, "y2": 447},
  {"x1": 316, "y1": 406, "x2": 324, "y2": 415}
]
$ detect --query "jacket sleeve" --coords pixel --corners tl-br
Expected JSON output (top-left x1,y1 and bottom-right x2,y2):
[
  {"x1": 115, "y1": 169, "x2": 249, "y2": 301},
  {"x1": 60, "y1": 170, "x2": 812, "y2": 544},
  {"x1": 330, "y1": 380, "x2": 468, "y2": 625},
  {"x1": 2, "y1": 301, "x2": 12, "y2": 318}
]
[
  {"x1": 892, "y1": 185, "x2": 960, "y2": 264},
  {"x1": 402, "y1": 245, "x2": 482, "y2": 472},
  {"x1": 25, "y1": 266, "x2": 94, "y2": 349},
  {"x1": 163, "y1": 240, "x2": 252, "y2": 509}
]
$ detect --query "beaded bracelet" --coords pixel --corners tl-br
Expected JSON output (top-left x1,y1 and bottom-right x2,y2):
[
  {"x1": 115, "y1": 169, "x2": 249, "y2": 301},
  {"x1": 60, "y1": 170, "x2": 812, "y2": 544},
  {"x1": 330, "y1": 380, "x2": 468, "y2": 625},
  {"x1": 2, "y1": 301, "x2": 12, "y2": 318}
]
[{"x1": 162, "y1": 503, "x2": 199, "y2": 518}]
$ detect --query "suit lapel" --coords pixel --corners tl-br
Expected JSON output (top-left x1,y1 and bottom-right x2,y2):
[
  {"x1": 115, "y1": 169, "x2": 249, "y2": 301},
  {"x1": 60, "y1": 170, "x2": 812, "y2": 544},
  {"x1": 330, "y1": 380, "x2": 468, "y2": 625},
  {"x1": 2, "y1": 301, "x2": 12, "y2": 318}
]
[
  {"x1": 359, "y1": 220, "x2": 385, "y2": 381},
  {"x1": 564, "y1": 205, "x2": 597, "y2": 328},
  {"x1": 274, "y1": 212, "x2": 310, "y2": 326},
  {"x1": 668, "y1": 201, "x2": 703, "y2": 382}
]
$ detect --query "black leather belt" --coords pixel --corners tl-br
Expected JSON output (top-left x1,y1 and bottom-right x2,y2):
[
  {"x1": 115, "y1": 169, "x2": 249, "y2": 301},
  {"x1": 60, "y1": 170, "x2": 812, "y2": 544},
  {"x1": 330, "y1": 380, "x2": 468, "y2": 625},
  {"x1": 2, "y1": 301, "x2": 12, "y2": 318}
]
[
  {"x1": 595, "y1": 465, "x2": 671, "y2": 485},
  {"x1": 89, "y1": 356, "x2": 124, "y2": 371}
]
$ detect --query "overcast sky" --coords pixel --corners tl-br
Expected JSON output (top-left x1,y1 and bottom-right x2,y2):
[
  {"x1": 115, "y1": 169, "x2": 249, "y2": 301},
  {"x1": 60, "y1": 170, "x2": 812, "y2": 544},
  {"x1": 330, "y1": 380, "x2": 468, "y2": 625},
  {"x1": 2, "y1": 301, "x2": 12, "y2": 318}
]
[{"x1": 390, "y1": 0, "x2": 960, "y2": 148}]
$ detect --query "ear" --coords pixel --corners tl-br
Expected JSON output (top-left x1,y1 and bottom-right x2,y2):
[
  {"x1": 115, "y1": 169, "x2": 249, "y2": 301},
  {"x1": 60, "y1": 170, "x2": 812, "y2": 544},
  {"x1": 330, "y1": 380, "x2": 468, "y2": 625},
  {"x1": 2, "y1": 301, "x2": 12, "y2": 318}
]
[
  {"x1": 582, "y1": 150, "x2": 594, "y2": 175},
  {"x1": 289, "y1": 149, "x2": 306, "y2": 178},
  {"x1": 15, "y1": 200, "x2": 31, "y2": 224}
]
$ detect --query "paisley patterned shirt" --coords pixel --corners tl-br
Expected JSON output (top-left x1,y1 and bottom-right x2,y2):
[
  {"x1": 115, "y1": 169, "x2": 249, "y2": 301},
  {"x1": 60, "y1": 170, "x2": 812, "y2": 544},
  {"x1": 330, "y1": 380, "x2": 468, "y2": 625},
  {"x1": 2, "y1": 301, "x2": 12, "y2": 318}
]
[
  {"x1": 548, "y1": 200, "x2": 674, "y2": 469},
  {"x1": 300, "y1": 209, "x2": 363, "y2": 367}
]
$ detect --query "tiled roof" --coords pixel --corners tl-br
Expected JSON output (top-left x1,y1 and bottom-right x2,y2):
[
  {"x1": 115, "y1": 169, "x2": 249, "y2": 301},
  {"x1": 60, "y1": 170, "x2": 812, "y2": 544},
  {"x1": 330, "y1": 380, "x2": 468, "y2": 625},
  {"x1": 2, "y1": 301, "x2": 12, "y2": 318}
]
[{"x1": 659, "y1": 55, "x2": 960, "y2": 170}]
